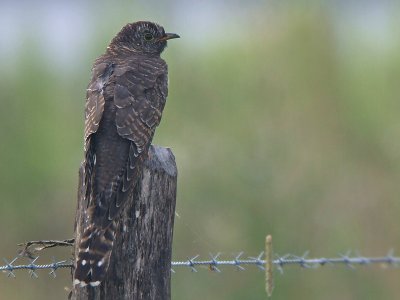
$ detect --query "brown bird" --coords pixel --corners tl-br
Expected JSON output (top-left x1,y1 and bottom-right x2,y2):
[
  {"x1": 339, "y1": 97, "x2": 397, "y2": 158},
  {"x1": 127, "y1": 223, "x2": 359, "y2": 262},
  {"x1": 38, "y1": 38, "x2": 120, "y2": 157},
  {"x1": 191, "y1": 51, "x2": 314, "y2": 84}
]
[{"x1": 73, "y1": 21, "x2": 179, "y2": 287}]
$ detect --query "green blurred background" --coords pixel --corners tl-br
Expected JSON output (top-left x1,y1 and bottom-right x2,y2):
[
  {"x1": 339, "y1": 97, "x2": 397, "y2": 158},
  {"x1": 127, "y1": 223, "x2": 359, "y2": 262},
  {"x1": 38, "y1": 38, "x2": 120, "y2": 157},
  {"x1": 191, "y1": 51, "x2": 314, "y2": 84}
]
[{"x1": 1, "y1": 1, "x2": 400, "y2": 299}]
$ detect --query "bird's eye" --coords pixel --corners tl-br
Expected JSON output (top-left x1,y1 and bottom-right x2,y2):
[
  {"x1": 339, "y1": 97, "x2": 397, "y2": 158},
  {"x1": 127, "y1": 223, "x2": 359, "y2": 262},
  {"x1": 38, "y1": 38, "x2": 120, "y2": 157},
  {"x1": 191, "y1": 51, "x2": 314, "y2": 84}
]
[{"x1": 144, "y1": 33, "x2": 154, "y2": 41}]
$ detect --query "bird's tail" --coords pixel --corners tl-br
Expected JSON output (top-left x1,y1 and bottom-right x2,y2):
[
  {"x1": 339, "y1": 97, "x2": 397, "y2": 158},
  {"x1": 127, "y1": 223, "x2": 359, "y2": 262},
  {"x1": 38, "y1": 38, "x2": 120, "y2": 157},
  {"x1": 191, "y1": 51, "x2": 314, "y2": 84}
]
[{"x1": 73, "y1": 222, "x2": 116, "y2": 287}]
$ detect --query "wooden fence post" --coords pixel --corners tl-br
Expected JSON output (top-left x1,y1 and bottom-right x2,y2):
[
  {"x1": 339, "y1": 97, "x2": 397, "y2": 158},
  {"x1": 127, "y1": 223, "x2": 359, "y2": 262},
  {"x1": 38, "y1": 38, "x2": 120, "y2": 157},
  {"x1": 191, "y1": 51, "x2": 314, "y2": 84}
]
[{"x1": 71, "y1": 145, "x2": 177, "y2": 300}]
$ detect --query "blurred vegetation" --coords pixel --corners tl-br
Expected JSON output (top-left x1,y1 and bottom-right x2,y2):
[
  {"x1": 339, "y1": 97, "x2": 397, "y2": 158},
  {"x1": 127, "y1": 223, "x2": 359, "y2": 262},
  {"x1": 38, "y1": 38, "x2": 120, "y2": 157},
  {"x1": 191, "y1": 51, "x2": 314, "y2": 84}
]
[{"x1": 0, "y1": 2, "x2": 400, "y2": 299}]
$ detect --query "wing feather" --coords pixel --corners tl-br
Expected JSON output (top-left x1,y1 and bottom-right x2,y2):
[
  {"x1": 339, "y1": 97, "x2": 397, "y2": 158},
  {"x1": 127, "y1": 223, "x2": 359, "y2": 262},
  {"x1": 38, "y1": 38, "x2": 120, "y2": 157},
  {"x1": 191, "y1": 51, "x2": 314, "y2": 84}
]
[
  {"x1": 114, "y1": 59, "x2": 168, "y2": 154},
  {"x1": 84, "y1": 62, "x2": 115, "y2": 151},
  {"x1": 83, "y1": 61, "x2": 115, "y2": 208},
  {"x1": 113, "y1": 57, "x2": 168, "y2": 201}
]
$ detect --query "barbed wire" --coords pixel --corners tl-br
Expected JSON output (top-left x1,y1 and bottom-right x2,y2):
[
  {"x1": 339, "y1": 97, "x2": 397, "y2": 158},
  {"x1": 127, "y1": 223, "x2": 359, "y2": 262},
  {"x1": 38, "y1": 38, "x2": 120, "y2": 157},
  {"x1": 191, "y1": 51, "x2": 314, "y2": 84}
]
[
  {"x1": 2, "y1": 235, "x2": 399, "y2": 297},
  {"x1": 2, "y1": 250, "x2": 399, "y2": 277},
  {"x1": 1, "y1": 256, "x2": 73, "y2": 278}
]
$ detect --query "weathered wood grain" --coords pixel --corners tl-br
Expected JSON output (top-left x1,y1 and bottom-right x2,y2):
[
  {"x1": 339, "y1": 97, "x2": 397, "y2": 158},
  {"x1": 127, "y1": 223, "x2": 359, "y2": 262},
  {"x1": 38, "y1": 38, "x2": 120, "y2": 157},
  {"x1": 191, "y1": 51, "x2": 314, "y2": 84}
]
[{"x1": 71, "y1": 145, "x2": 177, "y2": 300}]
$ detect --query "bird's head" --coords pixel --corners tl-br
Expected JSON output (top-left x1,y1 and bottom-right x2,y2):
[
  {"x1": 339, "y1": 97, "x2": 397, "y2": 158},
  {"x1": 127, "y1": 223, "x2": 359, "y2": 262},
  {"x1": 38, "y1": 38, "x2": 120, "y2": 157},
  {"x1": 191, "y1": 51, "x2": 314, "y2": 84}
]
[{"x1": 109, "y1": 21, "x2": 179, "y2": 55}]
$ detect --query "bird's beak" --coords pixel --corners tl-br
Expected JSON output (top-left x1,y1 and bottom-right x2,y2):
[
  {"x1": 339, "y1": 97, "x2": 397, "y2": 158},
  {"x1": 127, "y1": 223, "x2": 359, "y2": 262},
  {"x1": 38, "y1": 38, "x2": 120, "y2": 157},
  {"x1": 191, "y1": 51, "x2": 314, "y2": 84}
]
[{"x1": 159, "y1": 33, "x2": 180, "y2": 41}]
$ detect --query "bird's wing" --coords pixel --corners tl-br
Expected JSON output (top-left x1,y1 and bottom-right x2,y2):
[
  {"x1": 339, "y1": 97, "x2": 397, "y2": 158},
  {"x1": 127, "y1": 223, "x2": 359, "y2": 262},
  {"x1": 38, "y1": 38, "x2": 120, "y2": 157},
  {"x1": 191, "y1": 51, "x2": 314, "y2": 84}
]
[
  {"x1": 105, "y1": 58, "x2": 168, "y2": 219},
  {"x1": 82, "y1": 61, "x2": 115, "y2": 206},
  {"x1": 84, "y1": 62, "x2": 115, "y2": 150},
  {"x1": 114, "y1": 58, "x2": 168, "y2": 151}
]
